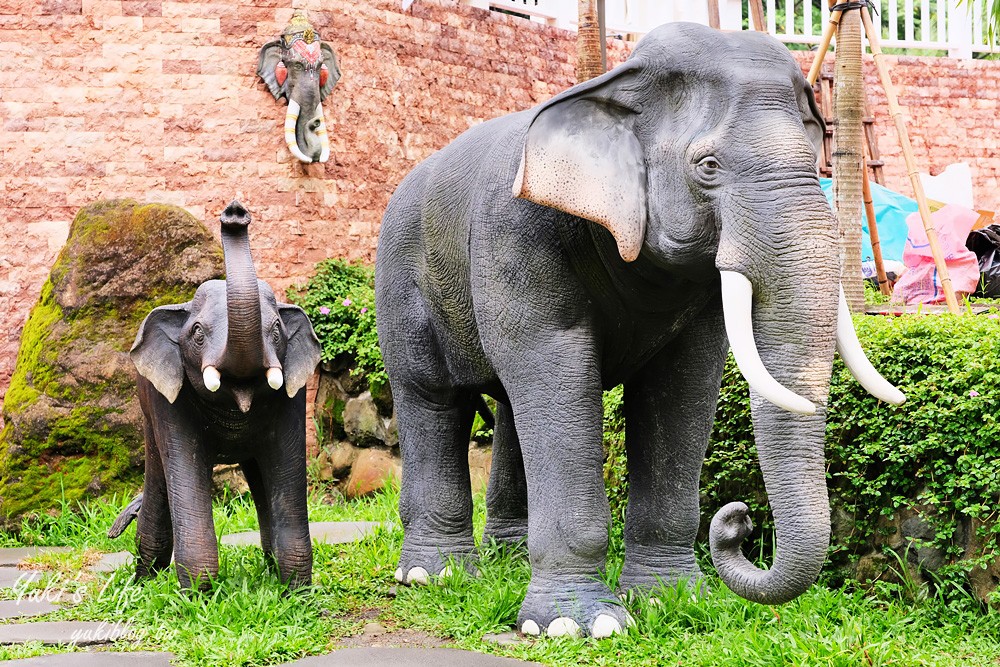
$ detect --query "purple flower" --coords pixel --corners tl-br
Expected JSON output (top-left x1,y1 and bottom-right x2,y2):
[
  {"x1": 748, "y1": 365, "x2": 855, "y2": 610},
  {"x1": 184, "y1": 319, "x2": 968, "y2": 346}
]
[
  {"x1": 969, "y1": 389, "x2": 980, "y2": 398},
  {"x1": 342, "y1": 298, "x2": 352, "y2": 307},
  {"x1": 360, "y1": 307, "x2": 368, "y2": 314},
  {"x1": 319, "y1": 306, "x2": 330, "y2": 315}
]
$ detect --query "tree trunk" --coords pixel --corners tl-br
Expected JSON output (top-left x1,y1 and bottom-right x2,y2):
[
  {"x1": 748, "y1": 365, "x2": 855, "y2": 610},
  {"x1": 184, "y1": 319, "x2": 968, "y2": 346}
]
[
  {"x1": 833, "y1": 8, "x2": 866, "y2": 312},
  {"x1": 577, "y1": 0, "x2": 603, "y2": 83}
]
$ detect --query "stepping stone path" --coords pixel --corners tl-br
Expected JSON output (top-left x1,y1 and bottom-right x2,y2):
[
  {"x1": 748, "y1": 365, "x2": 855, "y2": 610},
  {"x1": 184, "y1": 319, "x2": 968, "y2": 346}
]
[
  {"x1": 0, "y1": 567, "x2": 41, "y2": 588},
  {"x1": 0, "y1": 524, "x2": 542, "y2": 666},
  {"x1": 0, "y1": 547, "x2": 72, "y2": 566},
  {"x1": 282, "y1": 648, "x2": 543, "y2": 666},
  {"x1": 221, "y1": 521, "x2": 386, "y2": 546},
  {"x1": 0, "y1": 652, "x2": 176, "y2": 666}
]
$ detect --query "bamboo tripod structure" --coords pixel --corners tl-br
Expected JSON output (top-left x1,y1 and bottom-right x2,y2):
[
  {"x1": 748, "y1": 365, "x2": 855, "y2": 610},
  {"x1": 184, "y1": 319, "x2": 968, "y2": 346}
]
[{"x1": 807, "y1": 4, "x2": 961, "y2": 313}]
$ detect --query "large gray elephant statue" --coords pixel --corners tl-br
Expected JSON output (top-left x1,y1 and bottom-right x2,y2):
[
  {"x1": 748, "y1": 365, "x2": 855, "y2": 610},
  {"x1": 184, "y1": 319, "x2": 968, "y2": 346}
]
[
  {"x1": 374, "y1": 23, "x2": 905, "y2": 638},
  {"x1": 257, "y1": 12, "x2": 341, "y2": 164},
  {"x1": 110, "y1": 201, "x2": 322, "y2": 590}
]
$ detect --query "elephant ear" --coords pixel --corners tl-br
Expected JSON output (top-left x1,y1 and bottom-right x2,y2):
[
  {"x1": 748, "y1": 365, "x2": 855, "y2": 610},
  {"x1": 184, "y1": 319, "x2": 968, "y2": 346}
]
[
  {"x1": 130, "y1": 303, "x2": 191, "y2": 404},
  {"x1": 278, "y1": 304, "x2": 322, "y2": 398},
  {"x1": 319, "y1": 42, "x2": 342, "y2": 102},
  {"x1": 794, "y1": 72, "x2": 826, "y2": 168},
  {"x1": 257, "y1": 39, "x2": 286, "y2": 101},
  {"x1": 513, "y1": 62, "x2": 647, "y2": 262}
]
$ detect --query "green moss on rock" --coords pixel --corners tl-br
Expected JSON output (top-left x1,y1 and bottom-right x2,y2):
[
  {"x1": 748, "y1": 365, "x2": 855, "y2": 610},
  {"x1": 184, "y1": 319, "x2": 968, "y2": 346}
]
[{"x1": 0, "y1": 200, "x2": 223, "y2": 524}]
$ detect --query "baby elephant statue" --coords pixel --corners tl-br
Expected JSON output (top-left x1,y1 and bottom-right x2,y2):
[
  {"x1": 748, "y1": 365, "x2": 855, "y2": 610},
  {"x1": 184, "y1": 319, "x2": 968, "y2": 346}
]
[
  {"x1": 375, "y1": 23, "x2": 905, "y2": 638},
  {"x1": 109, "y1": 201, "x2": 322, "y2": 590}
]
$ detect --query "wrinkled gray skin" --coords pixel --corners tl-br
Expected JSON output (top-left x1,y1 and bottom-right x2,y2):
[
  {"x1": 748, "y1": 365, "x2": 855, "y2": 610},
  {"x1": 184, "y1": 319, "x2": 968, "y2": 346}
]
[
  {"x1": 118, "y1": 201, "x2": 322, "y2": 590},
  {"x1": 375, "y1": 24, "x2": 839, "y2": 634}
]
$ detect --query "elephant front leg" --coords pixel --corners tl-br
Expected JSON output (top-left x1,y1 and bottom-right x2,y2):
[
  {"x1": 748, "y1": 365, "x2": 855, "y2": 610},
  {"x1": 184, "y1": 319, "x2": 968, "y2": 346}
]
[
  {"x1": 135, "y1": 421, "x2": 172, "y2": 580},
  {"x1": 258, "y1": 421, "x2": 313, "y2": 589},
  {"x1": 393, "y1": 384, "x2": 477, "y2": 585},
  {"x1": 502, "y1": 347, "x2": 630, "y2": 638},
  {"x1": 618, "y1": 301, "x2": 728, "y2": 595}
]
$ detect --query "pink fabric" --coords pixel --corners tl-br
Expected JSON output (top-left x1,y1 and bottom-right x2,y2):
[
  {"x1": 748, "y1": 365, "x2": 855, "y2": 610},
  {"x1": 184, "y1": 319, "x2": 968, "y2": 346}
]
[{"x1": 892, "y1": 205, "x2": 981, "y2": 305}]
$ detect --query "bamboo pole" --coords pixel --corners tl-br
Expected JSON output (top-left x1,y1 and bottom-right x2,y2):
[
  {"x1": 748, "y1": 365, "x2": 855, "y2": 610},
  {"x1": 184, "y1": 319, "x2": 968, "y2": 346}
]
[
  {"x1": 860, "y1": 6, "x2": 961, "y2": 314},
  {"x1": 707, "y1": 0, "x2": 720, "y2": 30},
  {"x1": 862, "y1": 159, "x2": 892, "y2": 295},
  {"x1": 749, "y1": 0, "x2": 766, "y2": 32},
  {"x1": 807, "y1": 10, "x2": 844, "y2": 86}
]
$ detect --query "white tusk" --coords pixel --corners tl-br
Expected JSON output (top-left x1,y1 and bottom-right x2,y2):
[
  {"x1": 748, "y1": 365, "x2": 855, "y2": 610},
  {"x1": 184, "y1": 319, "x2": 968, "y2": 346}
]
[
  {"x1": 203, "y1": 366, "x2": 221, "y2": 393},
  {"x1": 720, "y1": 271, "x2": 817, "y2": 415},
  {"x1": 315, "y1": 106, "x2": 330, "y2": 163},
  {"x1": 266, "y1": 368, "x2": 284, "y2": 391},
  {"x1": 836, "y1": 286, "x2": 906, "y2": 405},
  {"x1": 284, "y1": 99, "x2": 313, "y2": 163}
]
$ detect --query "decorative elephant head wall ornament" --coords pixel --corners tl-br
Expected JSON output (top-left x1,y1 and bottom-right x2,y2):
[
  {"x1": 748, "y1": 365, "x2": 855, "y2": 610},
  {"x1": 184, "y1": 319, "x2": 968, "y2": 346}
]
[{"x1": 257, "y1": 12, "x2": 342, "y2": 164}]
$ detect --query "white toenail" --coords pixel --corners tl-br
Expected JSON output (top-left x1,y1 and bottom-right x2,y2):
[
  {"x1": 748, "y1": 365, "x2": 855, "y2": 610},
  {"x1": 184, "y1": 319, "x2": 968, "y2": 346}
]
[
  {"x1": 649, "y1": 597, "x2": 662, "y2": 606},
  {"x1": 625, "y1": 612, "x2": 637, "y2": 628},
  {"x1": 439, "y1": 566, "x2": 452, "y2": 577},
  {"x1": 546, "y1": 617, "x2": 581, "y2": 638},
  {"x1": 394, "y1": 568, "x2": 403, "y2": 583},
  {"x1": 521, "y1": 619, "x2": 540, "y2": 636},
  {"x1": 406, "y1": 567, "x2": 429, "y2": 585},
  {"x1": 591, "y1": 614, "x2": 623, "y2": 638}
]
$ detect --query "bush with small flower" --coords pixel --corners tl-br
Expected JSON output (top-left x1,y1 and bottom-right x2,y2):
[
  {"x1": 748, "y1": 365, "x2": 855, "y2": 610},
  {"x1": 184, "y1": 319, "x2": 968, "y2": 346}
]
[{"x1": 286, "y1": 259, "x2": 386, "y2": 389}]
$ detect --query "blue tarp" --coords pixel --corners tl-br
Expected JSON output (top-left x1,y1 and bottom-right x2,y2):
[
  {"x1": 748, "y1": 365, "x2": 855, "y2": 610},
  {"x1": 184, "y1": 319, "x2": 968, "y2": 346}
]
[{"x1": 819, "y1": 178, "x2": 915, "y2": 264}]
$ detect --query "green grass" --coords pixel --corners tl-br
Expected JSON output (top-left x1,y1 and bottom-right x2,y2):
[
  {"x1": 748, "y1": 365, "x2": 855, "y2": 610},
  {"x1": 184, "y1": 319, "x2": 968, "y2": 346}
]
[{"x1": 1, "y1": 489, "x2": 999, "y2": 666}]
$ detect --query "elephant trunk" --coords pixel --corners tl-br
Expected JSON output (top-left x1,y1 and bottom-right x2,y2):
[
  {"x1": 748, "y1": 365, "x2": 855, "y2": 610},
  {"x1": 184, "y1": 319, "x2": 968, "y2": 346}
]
[
  {"x1": 285, "y1": 79, "x2": 324, "y2": 163},
  {"x1": 711, "y1": 184, "x2": 839, "y2": 604},
  {"x1": 219, "y1": 201, "x2": 263, "y2": 378}
]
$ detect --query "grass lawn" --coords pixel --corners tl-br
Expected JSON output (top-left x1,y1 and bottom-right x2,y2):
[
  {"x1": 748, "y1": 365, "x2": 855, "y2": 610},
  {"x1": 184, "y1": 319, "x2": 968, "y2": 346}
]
[{"x1": 1, "y1": 487, "x2": 999, "y2": 666}]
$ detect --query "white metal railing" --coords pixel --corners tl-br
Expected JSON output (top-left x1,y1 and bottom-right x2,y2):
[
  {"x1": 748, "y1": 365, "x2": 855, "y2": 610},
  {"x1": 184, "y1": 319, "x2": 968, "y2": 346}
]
[{"x1": 463, "y1": 0, "x2": 998, "y2": 59}]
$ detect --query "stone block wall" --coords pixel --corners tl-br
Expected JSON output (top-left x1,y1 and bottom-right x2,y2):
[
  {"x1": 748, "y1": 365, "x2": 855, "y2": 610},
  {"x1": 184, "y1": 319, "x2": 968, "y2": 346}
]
[{"x1": 2, "y1": 0, "x2": 1000, "y2": 411}]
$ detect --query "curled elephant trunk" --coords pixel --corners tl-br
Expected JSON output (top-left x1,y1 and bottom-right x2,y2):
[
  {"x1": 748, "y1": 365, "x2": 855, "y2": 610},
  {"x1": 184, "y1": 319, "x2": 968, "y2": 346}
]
[
  {"x1": 709, "y1": 185, "x2": 896, "y2": 604},
  {"x1": 219, "y1": 201, "x2": 263, "y2": 377}
]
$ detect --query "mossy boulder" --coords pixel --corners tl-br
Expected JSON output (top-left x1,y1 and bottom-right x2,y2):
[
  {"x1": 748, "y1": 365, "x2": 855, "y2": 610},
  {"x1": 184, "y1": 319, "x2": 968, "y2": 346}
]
[{"x1": 0, "y1": 199, "x2": 223, "y2": 524}]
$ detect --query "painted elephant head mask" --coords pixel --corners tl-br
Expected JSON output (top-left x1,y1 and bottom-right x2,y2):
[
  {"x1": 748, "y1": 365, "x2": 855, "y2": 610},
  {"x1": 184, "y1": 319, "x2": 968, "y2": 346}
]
[{"x1": 257, "y1": 13, "x2": 341, "y2": 164}]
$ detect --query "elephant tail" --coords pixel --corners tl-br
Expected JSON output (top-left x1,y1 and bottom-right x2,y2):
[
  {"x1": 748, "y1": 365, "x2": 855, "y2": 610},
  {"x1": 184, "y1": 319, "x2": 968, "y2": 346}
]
[{"x1": 107, "y1": 494, "x2": 143, "y2": 538}]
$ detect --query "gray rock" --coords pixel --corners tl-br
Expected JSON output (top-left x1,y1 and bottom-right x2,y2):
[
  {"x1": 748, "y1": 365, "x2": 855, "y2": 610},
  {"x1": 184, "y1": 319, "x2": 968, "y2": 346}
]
[
  {"x1": 0, "y1": 652, "x2": 175, "y2": 666},
  {"x1": 281, "y1": 648, "x2": 544, "y2": 666},
  {"x1": 0, "y1": 599, "x2": 60, "y2": 620},
  {"x1": 0, "y1": 621, "x2": 136, "y2": 646},
  {"x1": 0, "y1": 547, "x2": 72, "y2": 566},
  {"x1": 482, "y1": 632, "x2": 523, "y2": 646},
  {"x1": 221, "y1": 521, "x2": 384, "y2": 546},
  {"x1": 343, "y1": 392, "x2": 387, "y2": 446},
  {"x1": 0, "y1": 567, "x2": 41, "y2": 588},
  {"x1": 88, "y1": 551, "x2": 134, "y2": 573}
]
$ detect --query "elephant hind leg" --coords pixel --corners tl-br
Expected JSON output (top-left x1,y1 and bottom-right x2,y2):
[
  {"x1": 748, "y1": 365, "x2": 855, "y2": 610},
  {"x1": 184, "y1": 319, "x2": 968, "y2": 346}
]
[
  {"x1": 135, "y1": 433, "x2": 173, "y2": 580},
  {"x1": 394, "y1": 383, "x2": 478, "y2": 585},
  {"x1": 483, "y1": 398, "x2": 528, "y2": 548},
  {"x1": 240, "y1": 459, "x2": 276, "y2": 571}
]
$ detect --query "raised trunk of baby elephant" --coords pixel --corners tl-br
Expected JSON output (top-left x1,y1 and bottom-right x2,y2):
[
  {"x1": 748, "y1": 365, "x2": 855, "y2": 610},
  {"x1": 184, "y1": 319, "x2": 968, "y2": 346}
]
[
  {"x1": 219, "y1": 202, "x2": 263, "y2": 377},
  {"x1": 711, "y1": 187, "x2": 839, "y2": 604}
]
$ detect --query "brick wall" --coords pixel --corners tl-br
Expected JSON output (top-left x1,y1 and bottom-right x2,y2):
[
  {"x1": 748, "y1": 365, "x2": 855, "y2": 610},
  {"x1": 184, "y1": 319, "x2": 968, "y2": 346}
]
[{"x1": 1, "y1": 0, "x2": 999, "y2": 404}]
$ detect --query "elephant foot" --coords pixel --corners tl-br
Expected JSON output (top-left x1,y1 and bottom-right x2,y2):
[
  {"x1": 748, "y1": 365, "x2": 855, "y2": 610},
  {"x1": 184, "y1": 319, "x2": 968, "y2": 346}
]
[
  {"x1": 482, "y1": 519, "x2": 528, "y2": 551},
  {"x1": 394, "y1": 540, "x2": 477, "y2": 586},
  {"x1": 618, "y1": 544, "x2": 707, "y2": 597},
  {"x1": 517, "y1": 576, "x2": 632, "y2": 639}
]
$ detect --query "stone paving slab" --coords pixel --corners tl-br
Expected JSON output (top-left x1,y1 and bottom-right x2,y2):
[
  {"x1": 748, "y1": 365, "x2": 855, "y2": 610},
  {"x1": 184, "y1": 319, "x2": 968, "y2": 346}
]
[
  {"x1": 0, "y1": 621, "x2": 134, "y2": 646},
  {"x1": 0, "y1": 652, "x2": 175, "y2": 666},
  {"x1": 87, "y1": 552, "x2": 133, "y2": 573},
  {"x1": 0, "y1": 600, "x2": 60, "y2": 620},
  {"x1": 220, "y1": 521, "x2": 385, "y2": 546},
  {"x1": 0, "y1": 567, "x2": 41, "y2": 588},
  {"x1": 0, "y1": 548, "x2": 72, "y2": 567},
  {"x1": 281, "y1": 648, "x2": 544, "y2": 666}
]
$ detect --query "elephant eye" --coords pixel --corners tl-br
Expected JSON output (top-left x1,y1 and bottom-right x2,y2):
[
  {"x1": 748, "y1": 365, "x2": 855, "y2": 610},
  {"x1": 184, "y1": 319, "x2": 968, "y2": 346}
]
[
  {"x1": 695, "y1": 156, "x2": 723, "y2": 184},
  {"x1": 271, "y1": 321, "x2": 283, "y2": 345},
  {"x1": 192, "y1": 323, "x2": 206, "y2": 346}
]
